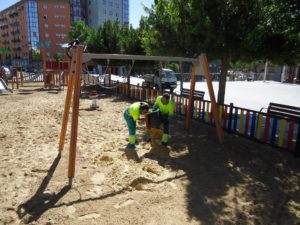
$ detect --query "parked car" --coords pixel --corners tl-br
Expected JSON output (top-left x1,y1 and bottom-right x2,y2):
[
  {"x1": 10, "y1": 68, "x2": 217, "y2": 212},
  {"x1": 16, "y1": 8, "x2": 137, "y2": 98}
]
[{"x1": 142, "y1": 68, "x2": 177, "y2": 92}]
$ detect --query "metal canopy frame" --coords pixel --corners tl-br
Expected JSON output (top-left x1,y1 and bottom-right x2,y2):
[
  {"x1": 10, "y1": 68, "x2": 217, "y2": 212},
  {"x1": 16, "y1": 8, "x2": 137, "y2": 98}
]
[
  {"x1": 82, "y1": 53, "x2": 199, "y2": 64},
  {"x1": 59, "y1": 47, "x2": 224, "y2": 184}
]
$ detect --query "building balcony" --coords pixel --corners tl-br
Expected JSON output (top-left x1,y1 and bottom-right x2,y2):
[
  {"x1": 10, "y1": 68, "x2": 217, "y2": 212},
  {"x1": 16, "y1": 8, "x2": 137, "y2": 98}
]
[
  {"x1": 12, "y1": 38, "x2": 21, "y2": 43},
  {"x1": 1, "y1": 32, "x2": 9, "y2": 37},
  {"x1": 9, "y1": 11, "x2": 18, "y2": 17},
  {"x1": 12, "y1": 47, "x2": 21, "y2": 51},
  {"x1": 11, "y1": 30, "x2": 20, "y2": 35},
  {"x1": 0, "y1": 24, "x2": 9, "y2": 29},
  {"x1": 0, "y1": 17, "x2": 8, "y2": 22},
  {"x1": 10, "y1": 21, "x2": 19, "y2": 27}
]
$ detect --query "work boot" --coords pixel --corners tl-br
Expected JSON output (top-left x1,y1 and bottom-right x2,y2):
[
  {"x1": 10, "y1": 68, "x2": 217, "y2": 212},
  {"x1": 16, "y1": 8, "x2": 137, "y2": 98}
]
[
  {"x1": 128, "y1": 143, "x2": 136, "y2": 149},
  {"x1": 125, "y1": 147, "x2": 140, "y2": 162},
  {"x1": 143, "y1": 133, "x2": 151, "y2": 142},
  {"x1": 161, "y1": 141, "x2": 168, "y2": 146}
]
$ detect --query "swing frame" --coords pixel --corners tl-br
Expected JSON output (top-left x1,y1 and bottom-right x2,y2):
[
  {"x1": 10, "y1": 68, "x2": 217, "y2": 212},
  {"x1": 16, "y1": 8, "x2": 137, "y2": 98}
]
[{"x1": 59, "y1": 45, "x2": 224, "y2": 184}]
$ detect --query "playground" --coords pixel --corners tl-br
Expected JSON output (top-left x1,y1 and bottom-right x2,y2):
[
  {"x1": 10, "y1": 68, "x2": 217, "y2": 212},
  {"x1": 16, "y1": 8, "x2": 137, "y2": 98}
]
[{"x1": 1, "y1": 82, "x2": 300, "y2": 225}]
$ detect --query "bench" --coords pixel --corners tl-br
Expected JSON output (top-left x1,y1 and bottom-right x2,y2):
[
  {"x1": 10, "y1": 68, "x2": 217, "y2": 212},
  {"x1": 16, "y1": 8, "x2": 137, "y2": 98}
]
[
  {"x1": 264, "y1": 102, "x2": 300, "y2": 121},
  {"x1": 181, "y1": 88, "x2": 205, "y2": 100}
]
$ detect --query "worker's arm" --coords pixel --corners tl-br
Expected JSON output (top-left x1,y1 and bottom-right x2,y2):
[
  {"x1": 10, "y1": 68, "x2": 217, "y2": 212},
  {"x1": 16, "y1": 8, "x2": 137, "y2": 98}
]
[{"x1": 152, "y1": 97, "x2": 160, "y2": 111}]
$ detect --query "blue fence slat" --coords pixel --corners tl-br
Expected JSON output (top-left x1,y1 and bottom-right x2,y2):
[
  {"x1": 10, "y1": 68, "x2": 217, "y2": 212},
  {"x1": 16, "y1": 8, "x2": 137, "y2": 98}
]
[
  {"x1": 250, "y1": 112, "x2": 256, "y2": 138},
  {"x1": 270, "y1": 118, "x2": 278, "y2": 145},
  {"x1": 202, "y1": 101, "x2": 205, "y2": 121},
  {"x1": 233, "y1": 108, "x2": 238, "y2": 133}
]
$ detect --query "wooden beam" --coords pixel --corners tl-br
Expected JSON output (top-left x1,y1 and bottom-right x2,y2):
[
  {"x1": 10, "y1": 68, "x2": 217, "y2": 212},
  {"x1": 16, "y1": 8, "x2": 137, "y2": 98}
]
[
  {"x1": 200, "y1": 54, "x2": 224, "y2": 144},
  {"x1": 58, "y1": 50, "x2": 76, "y2": 152},
  {"x1": 186, "y1": 64, "x2": 196, "y2": 129},
  {"x1": 82, "y1": 53, "x2": 199, "y2": 64},
  {"x1": 68, "y1": 45, "x2": 84, "y2": 179}
]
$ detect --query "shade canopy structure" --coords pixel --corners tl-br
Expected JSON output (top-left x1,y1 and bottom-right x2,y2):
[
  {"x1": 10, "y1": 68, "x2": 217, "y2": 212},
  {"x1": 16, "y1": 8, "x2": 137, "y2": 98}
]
[
  {"x1": 82, "y1": 53, "x2": 200, "y2": 64},
  {"x1": 59, "y1": 46, "x2": 224, "y2": 184}
]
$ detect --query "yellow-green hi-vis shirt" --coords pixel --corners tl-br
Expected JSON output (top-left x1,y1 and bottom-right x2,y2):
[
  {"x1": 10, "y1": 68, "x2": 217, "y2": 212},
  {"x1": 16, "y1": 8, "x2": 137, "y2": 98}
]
[{"x1": 154, "y1": 96, "x2": 175, "y2": 116}]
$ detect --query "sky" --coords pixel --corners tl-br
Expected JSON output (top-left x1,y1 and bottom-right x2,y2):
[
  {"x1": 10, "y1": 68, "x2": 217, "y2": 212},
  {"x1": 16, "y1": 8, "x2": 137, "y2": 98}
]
[{"x1": 0, "y1": 0, "x2": 154, "y2": 28}]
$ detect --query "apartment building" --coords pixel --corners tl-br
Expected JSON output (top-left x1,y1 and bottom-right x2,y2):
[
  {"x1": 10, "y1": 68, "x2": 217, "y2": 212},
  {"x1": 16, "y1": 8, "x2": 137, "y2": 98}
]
[
  {"x1": 70, "y1": 0, "x2": 87, "y2": 23},
  {"x1": 0, "y1": 0, "x2": 71, "y2": 66},
  {"x1": 86, "y1": 0, "x2": 129, "y2": 29}
]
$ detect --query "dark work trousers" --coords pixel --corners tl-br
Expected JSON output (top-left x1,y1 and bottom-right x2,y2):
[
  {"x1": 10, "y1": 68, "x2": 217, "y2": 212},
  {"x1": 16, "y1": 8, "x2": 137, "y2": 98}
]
[{"x1": 159, "y1": 112, "x2": 169, "y2": 134}]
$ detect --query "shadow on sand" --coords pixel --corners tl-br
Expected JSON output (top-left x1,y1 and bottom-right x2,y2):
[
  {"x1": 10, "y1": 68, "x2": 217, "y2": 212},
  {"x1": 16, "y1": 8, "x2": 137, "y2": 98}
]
[
  {"x1": 143, "y1": 118, "x2": 300, "y2": 224},
  {"x1": 17, "y1": 153, "x2": 71, "y2": 223}
]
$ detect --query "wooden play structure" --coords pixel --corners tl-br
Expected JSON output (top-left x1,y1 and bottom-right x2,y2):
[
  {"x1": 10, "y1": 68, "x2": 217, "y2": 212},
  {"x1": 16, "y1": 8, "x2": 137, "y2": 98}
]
[
  {"x1": 58, "y1": 45, "x2": 224, "y2": 184},
  {"x1": 44, "y1": 61, "x2": 69, "y2": 89}
]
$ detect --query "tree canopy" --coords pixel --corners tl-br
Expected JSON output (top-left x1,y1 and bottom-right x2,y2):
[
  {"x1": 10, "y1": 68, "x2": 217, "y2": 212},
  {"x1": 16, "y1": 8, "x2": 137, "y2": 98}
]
[
  {"x1": 68, "y1": 1, "x2": 299, "y2": 103},
  {"x1": 141, "y1": 0, "x2": 300, "y2": 103}
]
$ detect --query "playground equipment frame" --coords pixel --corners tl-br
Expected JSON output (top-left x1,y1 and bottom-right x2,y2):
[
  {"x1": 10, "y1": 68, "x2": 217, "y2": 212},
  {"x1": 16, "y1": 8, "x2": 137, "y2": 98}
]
[{"x1": 59, "y1": 45, "x2": 224, "y2": 184}]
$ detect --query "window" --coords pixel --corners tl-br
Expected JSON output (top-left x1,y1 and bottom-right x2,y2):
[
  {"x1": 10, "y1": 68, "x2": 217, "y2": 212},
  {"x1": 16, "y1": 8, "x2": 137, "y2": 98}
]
[
  {"x1": 54, "y1": 15, "x2": 65, "y2": 19},
  {"x1": 43, "y1": 15, "x2": 47, "y2": 19},
  {"x1": 45, "y1": 33, "x2": 49, "y2": 38},
  {"x1": 54, "y1": 24, "x2": 66, "y2": 28},
  {"x1": 44, "y1": 24, "x2": 48, "y2": 28},
  {"x1": 54, "y1": 5, "x2": 65, "y2": 9},
  {"x1": 43, "y1": 5, "x2": 47, "y2": 9},
  {"x1": 55, "y1": 33, "x2": 67, "y2": 38}
]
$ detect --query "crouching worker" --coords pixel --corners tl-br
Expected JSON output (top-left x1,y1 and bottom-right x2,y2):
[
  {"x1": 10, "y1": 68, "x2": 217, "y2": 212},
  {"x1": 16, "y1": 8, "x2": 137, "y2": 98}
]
[
  {"x1": 153, "y1": 93, "x2": 175, "y2": 146},
  {"x1": 124, "y1": 102, "x2": 149, "y2": 149}
]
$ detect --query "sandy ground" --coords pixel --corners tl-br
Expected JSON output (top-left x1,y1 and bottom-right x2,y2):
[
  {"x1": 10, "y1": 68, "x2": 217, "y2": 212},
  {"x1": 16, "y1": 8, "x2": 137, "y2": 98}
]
[{"x1": 0, "y1": 83, "x2": 300, "y2": 225}]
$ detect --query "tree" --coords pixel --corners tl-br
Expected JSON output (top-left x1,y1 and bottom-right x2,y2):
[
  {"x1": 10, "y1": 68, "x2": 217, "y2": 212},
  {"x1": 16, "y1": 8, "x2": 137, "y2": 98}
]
[
  {"x1": 53, "y1": 53, "x2": 64, "y2": 62},
  {"x1": 31, "y1": 49, "x2": 41, "y2": 61},
  {"x1": 120, "y1": 25, "x2": 145, "y2": 55},
  {"x1": 144, "y1": 0, "x2": 300, "y2": 103},
  {"x1": 246, "y1": 0, "x2": 300, "y2": 65},
  {"x1": 68, "y1": 21, "x2": 91, "y2": 45},
  {"x1": 87, "y1": 27, "x2": 104, "y2": 53},
  {"x1": 101, "y1": 21, "x2": 121, "y2": 53}
]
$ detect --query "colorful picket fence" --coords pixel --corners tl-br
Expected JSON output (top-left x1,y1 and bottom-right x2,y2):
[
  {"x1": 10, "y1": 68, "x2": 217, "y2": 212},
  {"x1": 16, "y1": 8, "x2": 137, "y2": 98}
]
[{"x1": 109, "y1": 81, "x2": 300, "y2": 155}]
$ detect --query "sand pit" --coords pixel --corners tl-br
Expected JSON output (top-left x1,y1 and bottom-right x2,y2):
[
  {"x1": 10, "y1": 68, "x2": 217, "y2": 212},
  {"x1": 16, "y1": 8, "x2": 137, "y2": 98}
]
[{"x1": 1, "y1": 83, "x2": 300, "y2": 225}]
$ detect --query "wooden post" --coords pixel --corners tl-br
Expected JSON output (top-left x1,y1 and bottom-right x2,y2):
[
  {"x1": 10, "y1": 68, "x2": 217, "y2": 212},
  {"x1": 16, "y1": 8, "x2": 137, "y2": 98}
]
[
  {"x1": 200, "y1": 54, "x2": 224, "y2": 144},
  {"x1": 263, "y1": 60, "x2": 268, "y2": 82},
  {"x1": 58, "y1": 51, "x2": 76, "y2": 152},
  {"x1": 11, "y1": 69, "x2": 14, "y2": 90},
  {"x1": 68, "y1": 45, "x2": 84, "y2": 179},
  {"x1": 20, "y1": 70, "x2": 24, "y2": 87},
  {"x1": 14, "y1": 68, "x2": 19, "y2": 89},
  {"x1": 41, "y1": 46, "x2": 47, "y2": 87},
  {"x1": 185, "y1": 64, "x2": 196, "y2": 129},
  {"x1": 58, "y1": 60, "x2": 62, "y2": 90},
  {"x1": 180, "y1": 62, "x2": 183, "y2": 95}
]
